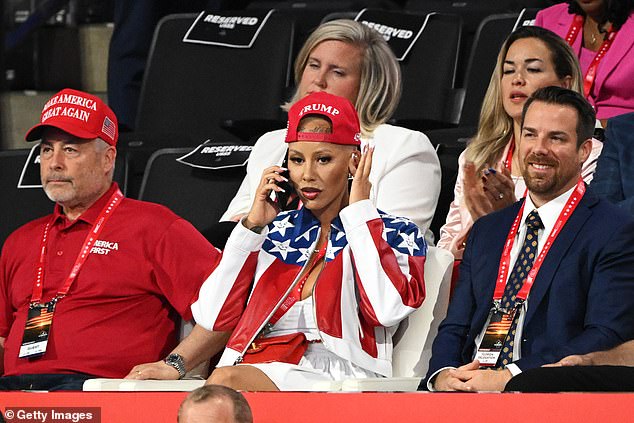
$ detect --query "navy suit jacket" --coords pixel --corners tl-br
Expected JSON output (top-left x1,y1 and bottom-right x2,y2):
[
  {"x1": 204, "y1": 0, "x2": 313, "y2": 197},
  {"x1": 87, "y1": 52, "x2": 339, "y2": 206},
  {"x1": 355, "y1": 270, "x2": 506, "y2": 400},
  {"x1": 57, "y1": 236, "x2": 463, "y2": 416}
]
[
  {"x1": 425, "y1": 189, "x2": 634, "y2": 385},
  {"x1": 591, "y1": 112, "x2": 634, "y2": 214}
]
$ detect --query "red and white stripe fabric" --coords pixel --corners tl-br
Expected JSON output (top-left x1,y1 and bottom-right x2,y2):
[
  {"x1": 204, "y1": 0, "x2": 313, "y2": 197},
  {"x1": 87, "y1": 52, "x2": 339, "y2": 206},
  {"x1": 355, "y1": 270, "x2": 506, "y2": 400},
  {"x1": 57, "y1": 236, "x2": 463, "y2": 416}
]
[{"x1": 192, "y1": 200, "x2": 426, "y2": 377}]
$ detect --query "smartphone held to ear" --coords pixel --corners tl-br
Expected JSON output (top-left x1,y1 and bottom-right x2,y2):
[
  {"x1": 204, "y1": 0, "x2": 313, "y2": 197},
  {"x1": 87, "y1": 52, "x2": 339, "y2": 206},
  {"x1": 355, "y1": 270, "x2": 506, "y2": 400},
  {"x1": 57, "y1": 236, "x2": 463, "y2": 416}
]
[
  {"x1": 273, "y1": 170, "x2": 292, "y2": 209},
  {"x1": 272, "y1": 156, "x2": 296, "y2": 211}
]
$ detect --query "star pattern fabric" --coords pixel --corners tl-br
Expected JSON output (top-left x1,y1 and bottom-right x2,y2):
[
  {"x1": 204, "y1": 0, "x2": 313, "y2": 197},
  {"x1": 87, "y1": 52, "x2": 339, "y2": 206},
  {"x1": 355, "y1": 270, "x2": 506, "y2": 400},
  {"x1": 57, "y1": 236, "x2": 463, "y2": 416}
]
[
  {"x1": 496, "y1": 210, "x2": 543, "y2": 368},
  {"x1": 268, "y1": 239, "x2": 297, "y2": 260},
  {"x1": 269, "y1": 215, "x2": 295, "y2": 236},
  {"x1": 397, "y1": 232, "x2": 421, "y2": 255},
  {"x1": 262, "y1": 208, "x2": 426, "y2": 265}
]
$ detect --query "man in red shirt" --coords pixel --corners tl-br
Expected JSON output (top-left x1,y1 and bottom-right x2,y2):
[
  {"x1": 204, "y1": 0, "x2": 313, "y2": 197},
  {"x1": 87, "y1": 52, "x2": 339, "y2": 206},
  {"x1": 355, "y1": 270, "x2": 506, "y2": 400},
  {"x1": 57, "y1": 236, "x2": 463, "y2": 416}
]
[{"x1": 0, "y1": 89, "x2": 220, "y2": 390}]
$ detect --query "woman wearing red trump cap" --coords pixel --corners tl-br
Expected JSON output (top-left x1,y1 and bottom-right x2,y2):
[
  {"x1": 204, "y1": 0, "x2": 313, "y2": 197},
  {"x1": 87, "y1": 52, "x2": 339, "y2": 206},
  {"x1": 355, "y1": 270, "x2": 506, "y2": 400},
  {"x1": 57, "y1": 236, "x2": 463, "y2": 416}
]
[
  {"x1": 135, "y1": 92, "x2": 427, "y2": 391},
  {"x1": 220, "y1": 19, "x2": 440, "y2": 244}
]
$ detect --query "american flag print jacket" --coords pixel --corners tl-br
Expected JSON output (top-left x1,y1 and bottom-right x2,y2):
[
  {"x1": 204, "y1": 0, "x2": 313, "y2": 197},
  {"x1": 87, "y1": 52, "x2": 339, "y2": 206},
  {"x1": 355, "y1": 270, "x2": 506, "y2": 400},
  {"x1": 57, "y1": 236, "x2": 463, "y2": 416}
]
[{"x1": 192, "y1": 200, "x2": 427, "y2": 377}]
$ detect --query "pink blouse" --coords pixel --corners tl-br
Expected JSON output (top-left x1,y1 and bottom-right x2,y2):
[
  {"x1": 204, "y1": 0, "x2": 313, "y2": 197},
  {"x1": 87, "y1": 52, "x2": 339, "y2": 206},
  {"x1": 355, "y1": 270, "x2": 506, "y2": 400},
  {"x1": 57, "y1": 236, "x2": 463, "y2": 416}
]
[{"x1": 534, "y1": 4, "x2": 634, "y2": 120}]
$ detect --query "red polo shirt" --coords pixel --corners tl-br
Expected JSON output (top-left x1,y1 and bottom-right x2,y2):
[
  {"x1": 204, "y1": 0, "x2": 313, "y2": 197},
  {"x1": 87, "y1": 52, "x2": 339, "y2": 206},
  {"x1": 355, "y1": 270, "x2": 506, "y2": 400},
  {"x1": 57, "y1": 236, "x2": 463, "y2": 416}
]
[{"x1": 0, "y1": 183, "x2": 220, "y2": 377}]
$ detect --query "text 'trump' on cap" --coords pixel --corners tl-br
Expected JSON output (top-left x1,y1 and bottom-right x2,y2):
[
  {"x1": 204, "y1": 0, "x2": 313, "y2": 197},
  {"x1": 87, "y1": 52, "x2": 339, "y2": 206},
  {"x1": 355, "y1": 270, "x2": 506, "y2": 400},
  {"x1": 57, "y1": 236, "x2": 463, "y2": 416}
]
[{"x1": 285, "y1": 92, "x2": 361, "y2": 146}]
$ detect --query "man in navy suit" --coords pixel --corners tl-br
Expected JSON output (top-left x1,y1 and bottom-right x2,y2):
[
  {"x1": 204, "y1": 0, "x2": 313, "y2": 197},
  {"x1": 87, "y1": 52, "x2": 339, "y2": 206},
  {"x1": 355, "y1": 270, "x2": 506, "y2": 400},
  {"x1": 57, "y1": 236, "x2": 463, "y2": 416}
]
[
  {"x1": 423, "y1": 86, "x2": 634, "y2": 392},
  {"x1": 590, "y1": 111, "x2": 634, "y2": 213},
  {"x1": 503, "y1": 112, "x2": 634, "y2": 392}
]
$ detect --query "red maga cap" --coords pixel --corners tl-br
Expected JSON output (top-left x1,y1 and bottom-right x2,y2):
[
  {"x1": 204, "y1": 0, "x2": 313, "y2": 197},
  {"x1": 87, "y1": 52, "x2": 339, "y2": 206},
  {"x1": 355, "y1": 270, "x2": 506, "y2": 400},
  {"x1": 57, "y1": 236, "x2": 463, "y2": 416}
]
[
  {"x1": 25, "y1": 88, "x2": 118, "y2": 146},
  {"x1": 285, "y1": 92, "x2": 361, "y2": 146}
]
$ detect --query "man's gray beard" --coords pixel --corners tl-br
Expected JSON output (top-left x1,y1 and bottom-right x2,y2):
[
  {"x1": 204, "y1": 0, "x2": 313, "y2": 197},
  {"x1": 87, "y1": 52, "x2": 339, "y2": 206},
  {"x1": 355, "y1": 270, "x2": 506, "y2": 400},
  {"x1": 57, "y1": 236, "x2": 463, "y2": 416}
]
[{"x1": 43, "y1": 185, "x2": 73, "y2": 204}]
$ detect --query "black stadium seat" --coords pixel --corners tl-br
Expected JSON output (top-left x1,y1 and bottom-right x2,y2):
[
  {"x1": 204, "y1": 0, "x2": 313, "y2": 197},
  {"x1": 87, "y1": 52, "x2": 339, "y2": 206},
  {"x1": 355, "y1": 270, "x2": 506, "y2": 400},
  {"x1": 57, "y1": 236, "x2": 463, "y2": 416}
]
[
  {"x1": 515, "y1": 7, "x2": 541, "y2": 28},
  {"x1": 131, "y1": 11, "x2": 295, "y2": 150},
  {"x1": 404, "y1": 0, "x2": 520, "y2": 93},
  {"x1": 347, "y1": 9, "x2": 462, "y2": 131},
  {"x1": 452, "y1": 13, "x2": 523, "y2": 127},
  {"x1": 404, "y1": 0, "x2": 518, "y2": 33},
  {"x1": 389, "y1": 12, "x2": 462, "y2": 130},
  {"x1": 0, "y1": 149, "x2": 52, "y2": 248},
  {"x1": 426, "y1": 129, "x2": 470, "y2": 241},
  {"x1": 137, "y1": 148, "x2": 246, "y2": 238},
  {"x1": 121, "y1": 11, "x2": 295, "y2": 197},
  {"x1": 247, "y1": 1, "x2": 360, "y2": 60}
]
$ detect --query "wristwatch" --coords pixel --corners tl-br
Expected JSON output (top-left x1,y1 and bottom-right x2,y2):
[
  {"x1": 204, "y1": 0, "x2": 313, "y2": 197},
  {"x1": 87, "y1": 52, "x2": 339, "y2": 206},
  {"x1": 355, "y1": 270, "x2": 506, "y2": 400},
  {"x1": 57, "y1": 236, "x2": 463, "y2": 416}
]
[{"x1": 164, "y1": 353, "x2": 186, "y2": 379}]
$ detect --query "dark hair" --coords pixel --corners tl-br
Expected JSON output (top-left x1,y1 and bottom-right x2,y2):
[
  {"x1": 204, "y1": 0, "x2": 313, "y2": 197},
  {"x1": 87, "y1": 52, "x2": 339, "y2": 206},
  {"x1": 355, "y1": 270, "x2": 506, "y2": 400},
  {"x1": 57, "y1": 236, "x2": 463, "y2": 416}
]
[
  {"x1": 178, "y1": 385, "x2": 253, "y2": 423},
  {"x1": 506, "y1": 26, "x2": 580, "y2": 82},
  {"x1": 298, "y1": 114, "x2": 333, "y2": 134},
  {"x1": 521, "y1": 86, "x2": 596, "y2": 146},
  {"x1": 567, "y1": 0, "x2": 634, "y2": 30}
]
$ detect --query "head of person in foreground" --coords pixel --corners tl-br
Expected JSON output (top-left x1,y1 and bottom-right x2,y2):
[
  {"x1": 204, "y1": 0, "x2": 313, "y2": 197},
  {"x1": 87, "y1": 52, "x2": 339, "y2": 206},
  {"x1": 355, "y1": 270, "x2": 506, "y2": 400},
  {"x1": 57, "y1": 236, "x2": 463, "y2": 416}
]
[{"x1": 178, "y1": 384, "x2": 253, "y2": 423}]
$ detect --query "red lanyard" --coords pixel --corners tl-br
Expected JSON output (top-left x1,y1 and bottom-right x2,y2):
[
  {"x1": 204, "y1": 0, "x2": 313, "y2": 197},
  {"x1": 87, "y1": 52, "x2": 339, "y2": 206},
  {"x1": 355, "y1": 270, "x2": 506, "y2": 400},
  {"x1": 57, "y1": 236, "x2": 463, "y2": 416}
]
[
  {"x1": 269, "y1": 242, "x2": 328, "y2": 326},
  {"x1": 32, "y1": 189, "x2": 124, "y2": 305},
  {"x1": 492, "y1": 179, "x2": 585, "y2": 304},
  {"x1": 565, "y1": 14, "x2": 617, "y2": 97},
  {"x1": 504, "y1": 137, "x2": 515, "y2": 172}
]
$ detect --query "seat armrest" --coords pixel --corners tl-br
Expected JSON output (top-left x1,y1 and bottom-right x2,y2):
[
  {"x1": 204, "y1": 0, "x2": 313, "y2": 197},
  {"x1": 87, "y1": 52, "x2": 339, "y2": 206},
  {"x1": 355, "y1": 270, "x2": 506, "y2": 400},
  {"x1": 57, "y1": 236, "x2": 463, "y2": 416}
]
[
  {"x1": 340, "y1": 377, "x2": 423, "y2": 392},
  {"x1": 83, "y1": 378, "x2": 205, "y2": 391},
  {"x1": 307, "y1": 380, "x2": 343, "y2": 392}
]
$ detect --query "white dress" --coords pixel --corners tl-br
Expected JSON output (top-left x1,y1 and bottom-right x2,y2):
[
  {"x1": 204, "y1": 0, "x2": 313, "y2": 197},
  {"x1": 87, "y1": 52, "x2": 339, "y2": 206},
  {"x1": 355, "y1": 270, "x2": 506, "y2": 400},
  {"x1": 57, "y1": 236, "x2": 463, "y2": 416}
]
[{"x1": 236, "y1": 298, "x2": 379, "y2": 391}]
